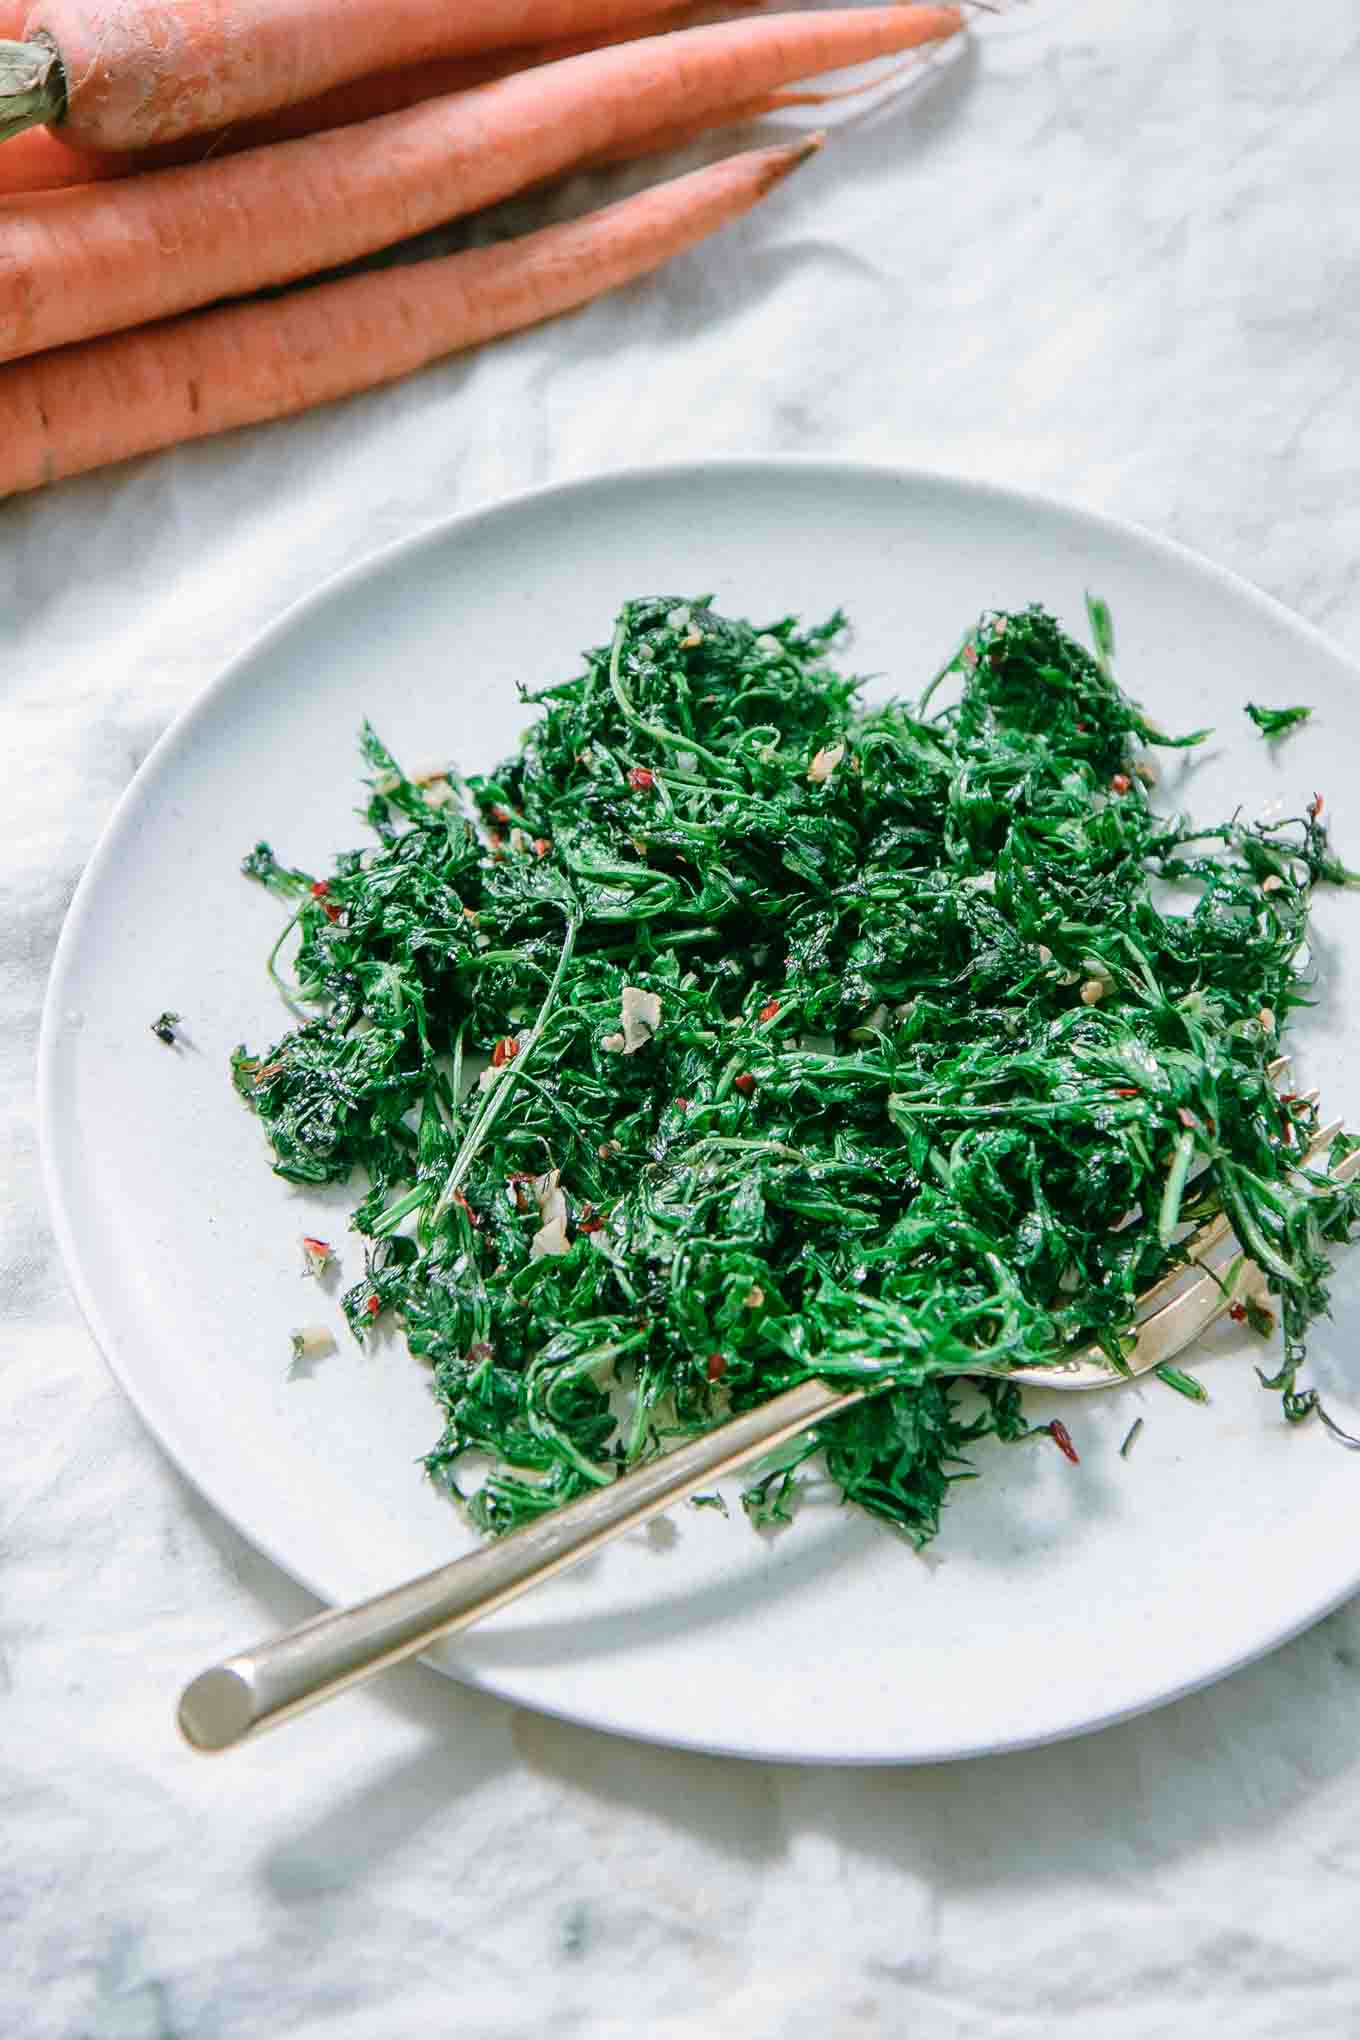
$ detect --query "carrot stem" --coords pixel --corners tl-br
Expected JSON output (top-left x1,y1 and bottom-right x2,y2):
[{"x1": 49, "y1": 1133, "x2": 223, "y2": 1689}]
[{"x1": 0, "y1": 35, "x2": 61, "y2": 142}]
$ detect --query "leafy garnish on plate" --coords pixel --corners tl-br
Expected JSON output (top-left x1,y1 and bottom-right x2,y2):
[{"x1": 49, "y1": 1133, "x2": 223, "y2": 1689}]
[{"x1": 1245, "y1": 701, "x2": 1312, "y2": 738}]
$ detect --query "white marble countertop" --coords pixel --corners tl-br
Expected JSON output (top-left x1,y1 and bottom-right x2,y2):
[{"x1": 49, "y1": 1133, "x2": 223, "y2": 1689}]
[{"x1": 8, "y1": 2, "x2": 1360, "y2": 2032}]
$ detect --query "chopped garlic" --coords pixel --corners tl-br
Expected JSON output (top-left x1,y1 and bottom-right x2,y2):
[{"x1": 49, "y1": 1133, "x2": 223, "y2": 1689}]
[
  {"x1": 808, "y1": 742, "x2": 846, "y2": 784},
  {"x1": 603, "y1": 986, "x2": 662, "y2": 1055},
  {"x1": 1261, "y1": 874, "x2": 1285, "y2": 894},
  {"x1": 529, "y1": 1170, "x2": 567, "y2": 1229},
  {"x1": 289, "y1": 1325, "x2": 335, "y2": 1363},
  {"x1": 530, "y1": 1216, "x2": 570, "y2": 1259},
  {"x1": 524, "y1": 1171, "x2": 571, "y2": 1259},
  {"x1": 1258, "y1": 1006, "x2": 1276, "y2": 1034},
  {"x1": 422, "y1": 780, "x2": 456, "y2": 810},
  {"x1": 1080, "y1": 978, "x2": 1107, "y2": 1006},
  {"x1": 371, "y1": 770, "x2": 402, "y2": 797}
]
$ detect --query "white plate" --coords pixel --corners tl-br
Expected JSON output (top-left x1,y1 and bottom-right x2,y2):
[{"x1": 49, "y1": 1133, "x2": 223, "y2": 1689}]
[{"x1": 39, "y1": 459, "x2": 1360, "y2": 1764}]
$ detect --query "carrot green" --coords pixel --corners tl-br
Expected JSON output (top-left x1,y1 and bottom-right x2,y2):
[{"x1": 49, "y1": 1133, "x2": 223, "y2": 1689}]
[{"x1": 233, "y1": 596, "x2": 1360, "y2": 1543}]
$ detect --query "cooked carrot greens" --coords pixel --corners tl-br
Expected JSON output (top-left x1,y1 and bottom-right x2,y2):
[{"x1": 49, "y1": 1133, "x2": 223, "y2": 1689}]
[
  {"x1": 233, "y1": 598, "x2": 1360, "y2": 1543},
  {"x1": 1245, "y1": 702, "x2": 1313, "y2": 739}
]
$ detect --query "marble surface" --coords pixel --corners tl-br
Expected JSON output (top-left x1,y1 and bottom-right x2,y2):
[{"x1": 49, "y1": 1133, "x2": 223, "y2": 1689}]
[{"x1": 7, "y1": 1, "x2": 1360, "y2": 2032}]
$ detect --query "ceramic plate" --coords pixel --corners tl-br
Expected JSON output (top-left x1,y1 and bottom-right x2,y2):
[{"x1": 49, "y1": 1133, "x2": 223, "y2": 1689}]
[{"x1": 39, "y1": 459, "x2": 1360, "y2": 1763}]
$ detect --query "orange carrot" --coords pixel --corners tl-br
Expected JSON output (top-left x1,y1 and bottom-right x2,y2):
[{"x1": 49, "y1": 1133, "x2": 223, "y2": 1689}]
[
  {"x1": 0, "y1": 8, "x2": 963, "y2": 363},
  {"x1": 7, "y1": 0, "x2": 757, "y2": 149},
  {"x1": 0, "y1": 2, "x2": 732, "y2": 192},
  {"x1": 0, "y1": 134, "x2": 822, "y2": 495},
  {"x1": 579, "y1": 49, "x2": 942, "y2": 171},
  {"x1": 0, "y1": 17, "x2": 671, "y2": 192}
]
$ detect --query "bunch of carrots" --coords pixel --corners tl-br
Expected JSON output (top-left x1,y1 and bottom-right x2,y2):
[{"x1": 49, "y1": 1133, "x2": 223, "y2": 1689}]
[{"x1": 0, "y1": 1, "x2": 964, "y2": 494}]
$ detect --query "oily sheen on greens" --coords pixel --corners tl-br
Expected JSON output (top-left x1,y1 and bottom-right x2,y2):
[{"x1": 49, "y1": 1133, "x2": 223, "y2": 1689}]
[{"x1": 233, "y1": 599, "x2": 1359, "y2": 1544}]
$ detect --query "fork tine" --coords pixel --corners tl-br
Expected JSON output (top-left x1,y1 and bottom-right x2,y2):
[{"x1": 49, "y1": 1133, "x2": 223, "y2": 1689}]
[{"x1": 1001, "y1": 1139, "x2": 1360, "y2": 1391}]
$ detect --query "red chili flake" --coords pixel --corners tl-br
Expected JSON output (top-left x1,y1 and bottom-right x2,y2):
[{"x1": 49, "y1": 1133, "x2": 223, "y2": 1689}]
[
  {"x1": 533, "y1": 837, "x2": 551, "y2": 859},
  {"x1": 451, "y1": 1187, "x2": 480, "y2": 1227},
  {"x1": 308, "y1": 880, "x2": 342, "y2": 922},
  {"x1": 1110, "y1": 773, "x2": 1132, "y2": 794},
  {"x1": 759, "y1": 999, "x2": 781, "y2": 1023},
  {"x1": 1177, "y1": 1106, "x2": 1198, "y2": 1129},
  {"x1": 1075, "y1": 721, "x2": 1089, "y2": 734},
  {"x1": 1111, "y1": 1087, "x2": 1139, "y2": 1098},
  {"x1": 1229, "y1": 1303, "x2": 1248, "y2": 1323},
  {"x1": 1279, "y1": 1092, "x2": 1297, "y2": 1107},
  {"x1": 733, "y1": 1072, "x2": 756, "y2": 1097},
  {"x1": 365, "y1": 1293, "x2": 381, "y2": 1320},
  {"x1": 1309, "y1": 792, "x2": 1325, "y2": 821},
  {"x1": 675, "y1": 1097, "x2": 691, "y2": 1112},
  {"x1": 489, "y1": 805, "x2": 511, "y2": 824},
  {"x1": 466, "y1": 1341, "x2": 494, "y2": 1366},
  {"x1": 1048, "y1": 1419, "x2": 1080, "y2": 1465},
  {"x1": 627, "y1": 766, "x2": 655, "y2": 792},
  {"x1": 961, "y1": 643, "x2": 979, "y2": 671},
  {"x1": 490, "y1": 1036, "x2": 519, "y2": 1068},
  {"x1": 578, "y1": 1207, "x2": 606, "y2": 1234},
  {"x1": 706, "y1": 1352, "x2": 728, "y2": 1383},
  {"x1": 300, "y1": 1235, "x2": 333, "y2": 1278}
]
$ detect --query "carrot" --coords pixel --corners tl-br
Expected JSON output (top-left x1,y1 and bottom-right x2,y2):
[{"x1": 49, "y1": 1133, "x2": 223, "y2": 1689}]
[
  {"x1": 0, "y1": 8, "x2": 963, "y2": 363},
  {"x1": 0, "y1": 25, "x2": 656, "y2": 192},
  {"x1": 579, "y1": 51, "x2": 942, "y2": 172},
  {"x1": 5, "y1": 0, "x2": 757, "y2": 150},
  {"x1": 0, "y1": 2, "x2": 732, "y2": 193},
  {"x1": 0, "y1": 134, "x2": 822, "y2": 496}
]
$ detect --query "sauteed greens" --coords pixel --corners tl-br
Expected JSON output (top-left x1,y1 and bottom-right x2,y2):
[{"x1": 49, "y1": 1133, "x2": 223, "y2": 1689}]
[{"x1": 234, "y1": 597, "x2": 1359, "y2": 1543}]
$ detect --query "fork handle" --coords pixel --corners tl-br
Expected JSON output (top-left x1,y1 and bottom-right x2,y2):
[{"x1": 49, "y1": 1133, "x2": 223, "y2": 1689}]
[{"x1": 177, "y1": 1376, "x2": 864, "y2": 1751}]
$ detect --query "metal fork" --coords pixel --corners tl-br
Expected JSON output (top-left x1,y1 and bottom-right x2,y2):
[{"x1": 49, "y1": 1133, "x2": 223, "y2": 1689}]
[{"x1": 178, "y1": 1069, "x2": 1356, "y2": 1752}]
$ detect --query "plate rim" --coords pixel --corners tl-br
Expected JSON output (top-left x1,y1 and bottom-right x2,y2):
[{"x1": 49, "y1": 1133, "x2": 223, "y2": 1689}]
[{"x1": 37, "y1": 453, "x2": 1360, "y2": 1765}]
